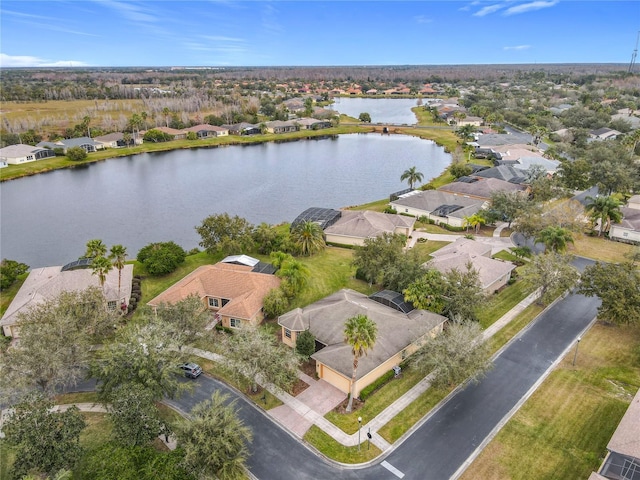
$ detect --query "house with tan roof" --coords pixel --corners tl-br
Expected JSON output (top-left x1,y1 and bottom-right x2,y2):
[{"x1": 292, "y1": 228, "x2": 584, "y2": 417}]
[
  {"x1": 389, "y1": 190, "x2": 487, "y2": 228},
  {"x1": 147, "y1": 257, "x2": 280, "y2": 330},
  {"x1": 277, "y1": 289, "x2": 447, "y2": 397},
  {"x1": 323, "y1": 210, "x2": 415, "y2": 247},
  {"x1": 438, "y1": 177, "x2": 529, "y2": 202},
  {"x1": 183, "y1": 124, "x2": 229, "y2": 138},
  {"x1": 1, "y1": 263, "x2": 133, "y2": 338},
  {"x1": 590, "y1": 388, "x2": 640, "y2": 480},
  {"x1": 426, "y1": 239, "x2": 516, "y2": 293}
]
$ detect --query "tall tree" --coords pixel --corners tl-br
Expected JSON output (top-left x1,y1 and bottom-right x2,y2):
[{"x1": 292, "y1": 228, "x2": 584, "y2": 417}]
[
  {"x1": 153, "y1": 295, "x2": 211, "y2": 349},
  {"x1": 3, "y1": 393, "x2": 86, "y2": 479},
  {"x1": 535, "y1": 226, "x2": 574, "y2": 253},
  {"x1": 222, "y1": 327, "x2": 300, "y2": 393},
  {"x1": 352, "y1": 232, "x2": 406, "y2": 286},
  {"x1": 176, "y1": 391, "x2": 252, "y2": 480},
  {"x1": 463, "y1": 213, "x2": 485, "y2": 234},
  {"x1": 290, "y1": 220, "x2": 325, "y2": 256},
  {"x1": 344, "y1": 314, "x2": 378, "y2": 412},
  {"x1": 585, "y1": 195, "x2": 623, "y2": 236},
  {"x1": 412, "y1": 319, "x2": 492, "y2": 388},
  {"x1": 276, "y1": 257, "x2": 310, "y2": 298},
  {"x1": 442, "y1": 264, "x2": 485, "y2": 322},
  {"x1": 400, "y1": 166, "x2": 424, "y2": 190},
  {"x1": 403, "y1": 269, "x2": 447, "y2": 314},
  {"x1": 85, "y1": 238, "x2": 107, "y2": 258},
  {"x1": 578, "y1": 262, "x2": 640, "y2": 326},
  {"x1": 0, "y1": 287, "x2": 115, "y2": 398},
  {"x1": 488, "y1": 191, "x2": 530, "y2": 228},
  {"x1": 109, "y1": 244, "x2": 127, "y2": 301},
  {"x1": 196, "y1": 213, "x2": 254, "y2": 255},
  {"x1": 521, "y1": 253, "x2": 579, "y2": 306}
]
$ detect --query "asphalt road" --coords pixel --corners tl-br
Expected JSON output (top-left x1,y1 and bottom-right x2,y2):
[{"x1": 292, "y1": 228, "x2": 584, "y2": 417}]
[{"x1": 165, "y1": 260, "x2": 600, "y2": 480}]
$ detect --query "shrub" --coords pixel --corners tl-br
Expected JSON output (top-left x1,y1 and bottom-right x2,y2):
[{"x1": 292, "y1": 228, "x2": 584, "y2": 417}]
[
  {"x1": 137, "y1": 241, "x2": 186, "y2": 276},
  {"x1": 359, "y1": 369, "x2": 395, "y2": 401},
  {"x1": 383, "y1": 206, "x2": 397, "y2": 214},
  {"x1": 66, "y1": 146, "x2": 88, "y2": 161},
  {"x1": 295, "y1": 330, "x2": 315, "y2": 360},
  {"x1": 262, "y1": 287, "x2": 290, "y2": 319},
  {"x1": 0, "y1": 258, "x2": 29, "y2": 291}
]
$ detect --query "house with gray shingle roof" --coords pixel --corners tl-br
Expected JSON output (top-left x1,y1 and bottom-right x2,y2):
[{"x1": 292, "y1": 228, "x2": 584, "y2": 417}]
[
  {"x1": 390, "y1": 190, "x2": 487, "y2": 228},
  {"x1": 1, "y1": 264, "x2": 133, "y2": 338},
  {"x1": 37, "y1": 136, "x2": 102, "y2": 153},
  {"x1": 0, "y1": 143, "x2": 56, "y2": 165},
  {"x1": 277, "y1": 289, "x2": 447, "y2": 397},
  {"x1": 609, "y1": 195, "x2": 640, "y2": 245},
  {"x1": 438, "y1": 177, "x2": 529, "y2": 201},
  {"x1": 323, "y1": 210, "x2": 415, "y2": 247}
]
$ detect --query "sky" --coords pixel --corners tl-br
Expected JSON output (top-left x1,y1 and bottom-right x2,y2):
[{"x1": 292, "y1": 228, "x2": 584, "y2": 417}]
[{"x1": 0, "y1": 0, "x2": 638, "y2": 67}]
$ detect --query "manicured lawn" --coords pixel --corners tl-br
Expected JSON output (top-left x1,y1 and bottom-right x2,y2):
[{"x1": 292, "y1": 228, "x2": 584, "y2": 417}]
[
  {"x1": 477, "y1": 277, "x2": 534, "y2": 329},
  {"x1": 325, "y1": 366, "x2": 426, "y2": 434},
  {"x1": 570, "y1": 233, "x2": 635, "y2": 263},
  {"x1": 412, "y1": 240, "x2": 450, "y2": 258},
  {"x1": 459, "y1": 322, "x2": 640, "y2": 480},
  {"x1": 488, "y1": 303, "x2": 543, "y2": 353},
  {"x1": 303, "y1": 425, "x2": 381, "y2": 463},
  {"x1": 54, "y1": 392, "x2": 100, "y2": 404},
  {"x1": 0, "y1": 273, "x2": 28, "y2": 316}
]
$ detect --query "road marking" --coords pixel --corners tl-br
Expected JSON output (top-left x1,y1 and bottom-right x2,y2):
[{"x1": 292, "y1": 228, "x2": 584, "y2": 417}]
[{"x1": 381, "y1": 460, "x2": 405, "y2": 478}]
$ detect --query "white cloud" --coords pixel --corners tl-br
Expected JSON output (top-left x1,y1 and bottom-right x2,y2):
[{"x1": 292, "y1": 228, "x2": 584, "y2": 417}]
[
  {"x1": 473, "y1": 3, "x2": 506, "y2": 17},
  {"x1": 414, "y1": 15, "x2": 433, "y2": 24},
  {"x1": 504, "y1": 0, "x2": 558, "y2": 15},
  {"x1": 0, "y1": 53, "x2": 89, "y2": 68},
  {"x1": 503, "y1": 45, "x2": 531, "y2": 50}
]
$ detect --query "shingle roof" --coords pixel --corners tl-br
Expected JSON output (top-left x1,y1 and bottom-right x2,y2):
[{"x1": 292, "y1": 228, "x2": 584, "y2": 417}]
[
  {"x1": 278, "y1": 289, "x2": 447, "y2": 379},
  {"x1": 426, "y1": 253, "x2": 516, "y2": 291},
  {"x1": 607, "y1": 388, "x2": 640, "y2": 459},
  {"x1": 438, "y1": 177, "x2": 528, "y2": 200},
  {"x1": 472, "y1": 166, "x2": 528, "y2": 184},
  {"x1": 615, "y1": 206, "x2": 640, "y2": 231},
  {"x1": 147, "y1": 262, "x2": 280, "y2": 320},
  {"x1": 390, "y1": 190, "x2": 486, "y2": 219},
  {"x1": 430, "y1": 238, "x2": 492, "y2": 258},
  {"x1": 0, "y1": 144, "x2": 51, "y2": 157},
  {"x1": 1, "y1": 264, "x2": 133, "y2": 331},
  {"x1": 323, "y1": 210, "x2": 415, "y2": 239}
]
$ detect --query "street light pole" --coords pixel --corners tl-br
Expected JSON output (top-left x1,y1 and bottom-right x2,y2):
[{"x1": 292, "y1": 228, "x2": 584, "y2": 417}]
[
  {"x1": 357, "y1": 417, "x2": 362, "y2": 452},
  {"x1": 572, "y1": 337, "x2": 581, "y2": 366}
]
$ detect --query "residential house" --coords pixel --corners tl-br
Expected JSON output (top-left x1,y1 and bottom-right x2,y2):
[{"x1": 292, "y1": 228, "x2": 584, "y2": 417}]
[
  {"x1": 221, "y1": 123, "x2": 261, "y2": 135},
  {"x1": 590, "y1": 388, "x2": 640, "y2": 480},
  {"x1": 93, "y1": 132, "x2": 137, "y2": 148},
  {"x1": 37, "y1": 136, "x2": 102, "y2": 153},
  {"x1": 457, "y1": 116, "x2": 483, "y2": 127},
  {"x1": 471, "y1": 165, "x2": 529, "y2": 185},
  {"x1": 152, "y1": 126, "x2": 187, "y2": 140},
  {"x1": 277, "y1": 289, "x2": 447, "y2": 397},
  {"x1": 183, "y1": 124, "x2": 229, "y2": 138},
  {"x1": 427, "y1": 238, "x2": 516, "y2": 292},
  {"x1": 294, "y1": 118, "x2": 331, "y2": 130},
  {"x1": 263, "y1": 120, "x2": 299, "y2": 134},
  {"x1": 0, "y1": 144, "x2": 56, "y2": 164},
  {"x1": 323, "y1": 210, "x2": 415, "y2": 247},
  {"x1": 1, "y1": 263, "x2": 133, "y2": 338},
  {"x1": 438, "y1": 177, "x2": 529, "y2": 202},
  {"x1": 389, "y1": 190, "x2": 487, "y2": 228},
  {"x1": 589, "y1": 127, "x2": 622, "y2": 141},
  {"x1": 147, "y1": 257, "x2": 280, "y2": 330},
  {"x1": 609, "y1": 195, "x2": 640, "y2": 245}
]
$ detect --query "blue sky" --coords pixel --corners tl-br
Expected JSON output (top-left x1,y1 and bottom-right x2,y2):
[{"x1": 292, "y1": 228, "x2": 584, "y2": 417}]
[{"x1": 1, "y1": 1, "x2": 638, "y2": 67}]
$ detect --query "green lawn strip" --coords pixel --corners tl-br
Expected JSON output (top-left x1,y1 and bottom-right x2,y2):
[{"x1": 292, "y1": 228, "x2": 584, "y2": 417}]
[
  {"x1": 377, "y1": 385, "x2": 454, "y2": 444},
  {"x1": 492, "y1": 250, "x2": 521, "y2": 263},
  {"x1": 54, "y1": 391, "x2": 100, "y2": 405},
  {"x1": 460, "y1": 321, "x2": 640, "y2": 480},
  {"x1": 325, "y1": 366, "x2": 425, "y2": 434},
  {"x1": 303, "y1": 425, "x2": 381, "y2": 464},
  {"x1": 0, "y1": 273, "x2": 28, "y2": 316},
  {"x1": 80, "y1": 412, "x2": 114, "y2": 452},
  {"x1": 477, "y1": 278, "x2": 534, "y2": 329},
  {"x1": 0, "y1": 442, "x2": 16, "y2": 480},
  {"x1": 411, "y1": 240, "x2": 450, "y2": 258}
]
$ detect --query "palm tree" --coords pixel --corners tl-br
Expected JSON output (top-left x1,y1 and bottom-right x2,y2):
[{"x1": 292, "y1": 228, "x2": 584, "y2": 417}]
[
  {"x1": 162, "y1": 107, "x2": 170, "y2": 128},
  {"x1": 535, "y1": 226, "x2": 574, "y2": 253},
  {"x1": 400, "y1": 166, "x2": 424, "y2": 190},
  {"x1": 91, "y1": 255, "x2": 112, "y2": 288},
  {"x1": 585, "y1": 195, "x2": 623, "y2": 237},
  {"x1": 85, "y1": 239, "x2": 107, "y2": 259},
  {"x1": 291, "y1": 221, "x2": 325, "y2": 256},
  {"x1": 276, "y1": 258, "x2": 310, "y2": 297},
  {"x1": 463, "y1": 214, "x2": 485, "y2": 234},
  {"x1": 109, "y1": 244, "x2": 127, "y2": 303},
  {"x1": 344, "y1": 314, "x2": 377, "y2": 413}
]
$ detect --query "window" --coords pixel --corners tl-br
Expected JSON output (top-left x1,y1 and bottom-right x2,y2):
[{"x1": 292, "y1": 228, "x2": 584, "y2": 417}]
[
  {"x1": 623, "y1": 232, "x2": 629, "y2": 237},
  {"x1": 622, "y1": 458, "x2": 640, "y2": 480},
  {"x1": 221, "y1": 298, "x2": 230, "y2": 307},
  {"x1": 208, "y1": 297, "x2": 219, "y2": 308},
  {"x1": 230, "y1": 318, "x2": 241, "y2": 329},
  {"x1": 284, "y1": 328, "x2": 292, "y2": 339},
  {"x1": 107, "y1": 300, "x2": 117, "y2": 310}
]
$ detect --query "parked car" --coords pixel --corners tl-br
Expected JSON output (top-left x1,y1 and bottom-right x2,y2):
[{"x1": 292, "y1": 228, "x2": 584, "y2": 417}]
[{"x1": 179, "y1": 362, "x2": 202, "y2": 379}]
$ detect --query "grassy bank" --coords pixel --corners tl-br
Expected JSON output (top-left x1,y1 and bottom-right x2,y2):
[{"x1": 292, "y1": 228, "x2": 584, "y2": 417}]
[{"x1": 460, "y1": 321, "x2": 640, "y2": 480}]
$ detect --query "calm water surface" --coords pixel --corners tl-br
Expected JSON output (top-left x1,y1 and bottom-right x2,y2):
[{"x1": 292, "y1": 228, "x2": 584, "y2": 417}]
[
  {"x1": 1, "y1": 133, "x2": 451, "y2": 268},
  {"x1": 328, "y1": 97, "x2": 420, "y2": 124}
]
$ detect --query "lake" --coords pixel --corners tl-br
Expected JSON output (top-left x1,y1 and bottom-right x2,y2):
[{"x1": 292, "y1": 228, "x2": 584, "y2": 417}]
[
  {"x1": 328, "y1": 97, "x2": 420, "y2": 124},
  {"x1": 1, "y1": 111, "x2": 450, "y2": 269}
]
